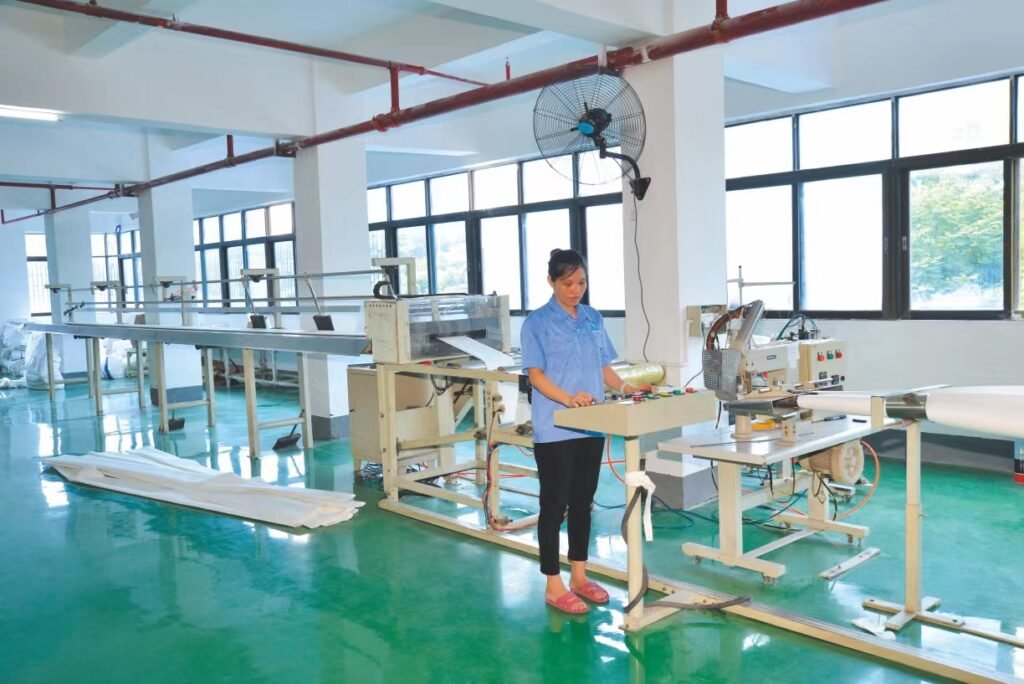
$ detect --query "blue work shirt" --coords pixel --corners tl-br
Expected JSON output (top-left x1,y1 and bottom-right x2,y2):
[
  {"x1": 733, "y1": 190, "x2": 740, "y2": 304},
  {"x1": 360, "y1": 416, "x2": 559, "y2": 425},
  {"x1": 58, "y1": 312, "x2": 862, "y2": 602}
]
[{"x1": 520, "y1": 296, "x2": 617, "y2": 443}]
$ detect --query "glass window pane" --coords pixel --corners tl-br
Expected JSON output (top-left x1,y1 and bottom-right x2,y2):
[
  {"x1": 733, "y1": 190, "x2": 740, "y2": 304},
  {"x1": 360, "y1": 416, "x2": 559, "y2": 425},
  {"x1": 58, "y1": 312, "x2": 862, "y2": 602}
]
[
  {"x1": 273, "y1": 242, "x2": 296, "y2": 303},
  {"x1": 246, "y1": 244, "x2": 267, "y2": 302},
  {"x1": 193, "y1": 220, "x2": 201, "y2": 246},
  {"x1": 90, "y1": 234, "x2": 105, "y2": 256},
  {"x1": 119, "y1": 230, "x2": 133, "y2": 254},
  {"x1": 226, "y1": 246, "x2": 244, "y2": 306},
  {"x1": 585, "y1": 204, "x2": 625, "y2": 310},
  {"x1": 244, "y1": 209, "x2": 266, "y2": 239},
  {"x1": 910, "y1": 162, "x2": 1003, "y2": 311},
  {"x1": 725, "y1": 186, "x2": 793, "y2": 310},
  {"x1": 194, "y1": 252, "x2": 202, "y2": 297},
  {"x1": 799, "y1": 101, "x2": 892, "y2": 169},
  {"x1": 201, "y1": 217, "x2": 220, "y2": 244},
  {"x1": 367, "y1": 187, "x2": 388, "y2": 224},
  {"x1": 91, "y1": 257, "x2": 106, "y2": 282},
  {"x1": 473, "y1": 164, "x2": 518, "y2": 210},
  {"x1": 107, "y1": 257, "x2": 117, "y2": 285},
  {"x1": 801, "y1": 176, "x2": 883, "y2": 310},
  {"x1": 268, "y1": 203, "x2": 293, "y2": 236},
  {"x1": 578, "y1": 147, "x2": 623, "y2": 197},
  {"x1": 480, "y1": 216, "x2": 521, "y2": 309},
  {"x1": 121, "y1": 258, "x2": 135, "y2": 303},
  {"x1": 27, "y1": 261, "x2": 50, "y2": 314},
  {"x1": 429, "y1": 173, "x2": 469, "y2": 215},
  {"x1": 524, "y1": 209, "x2": 571, "y2": 309},
  {"x1": 25, "y1": 234, "x2": 47, "y2": 258},
  {"x1": 391, "y1": 180, "x2": 426, "y2": 220},
  {"x1": 222, "y1": 212, "x2": 242, "y2": 242},
  {"x1": 204, "y1": 249, "x2": 222, "y2": 308},
  {"x1": 106, "y1": 233, "x2": 116, "y2": 253},
  {"x1": 396, "y1": 226, "x2": 428, "y2": 295},
  {"x1": 369, "y1": 230, "x2": 387, "y2": 260},
  {"x1": 725, "y1": 118, "x2": 793, "y2": 178},
  {"x1": 432, "y1": 221, "x2": 467, "y2": 294},
  {"x1": 523, "y1": 157, "x2": 573, "y2": 203},
  {"x1": 899, "y1": 80, "x2": 1010, "y2": 157}
]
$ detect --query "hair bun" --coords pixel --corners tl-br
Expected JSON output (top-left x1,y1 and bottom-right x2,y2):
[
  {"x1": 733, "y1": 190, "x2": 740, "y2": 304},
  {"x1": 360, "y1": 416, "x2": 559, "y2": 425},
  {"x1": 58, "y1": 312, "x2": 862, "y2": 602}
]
[{"x1": 549, "y1": 248, "x2": 562, "y2": 258}]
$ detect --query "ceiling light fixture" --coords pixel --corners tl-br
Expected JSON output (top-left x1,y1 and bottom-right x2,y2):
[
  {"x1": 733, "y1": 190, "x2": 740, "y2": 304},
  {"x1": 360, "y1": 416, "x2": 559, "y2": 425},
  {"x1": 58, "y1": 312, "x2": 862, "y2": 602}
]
[{"x1": 0, "y1": 105, "x2": 63, "y2": 122}]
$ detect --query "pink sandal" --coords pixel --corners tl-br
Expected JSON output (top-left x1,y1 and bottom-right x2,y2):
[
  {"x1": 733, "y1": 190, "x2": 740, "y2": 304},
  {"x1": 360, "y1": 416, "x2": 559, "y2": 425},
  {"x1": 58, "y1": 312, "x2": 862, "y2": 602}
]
[
  {"x1": 571, "y1": 580, "x2": 609, "y2": 604},
  {"x1": 546, "y1": 591, "x2": 589, "y2": 614}
]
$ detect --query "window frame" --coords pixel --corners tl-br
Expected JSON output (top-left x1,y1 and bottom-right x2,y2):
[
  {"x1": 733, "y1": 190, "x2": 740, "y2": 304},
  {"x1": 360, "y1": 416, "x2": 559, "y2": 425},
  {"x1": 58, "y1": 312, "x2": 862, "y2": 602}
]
[
  {"x1": 726, "y1": 74, "x2": 1024, "y2": 321},
  {"x1": 368, "y1": 156, "x2": 625, "y2": 316}
]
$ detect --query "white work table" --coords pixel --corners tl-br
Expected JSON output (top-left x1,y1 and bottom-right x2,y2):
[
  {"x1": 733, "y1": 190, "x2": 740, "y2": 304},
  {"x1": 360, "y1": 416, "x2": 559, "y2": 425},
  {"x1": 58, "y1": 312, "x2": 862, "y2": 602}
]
[{"x1": 659, "y1": 416, "x2": 897, "y2": 582}]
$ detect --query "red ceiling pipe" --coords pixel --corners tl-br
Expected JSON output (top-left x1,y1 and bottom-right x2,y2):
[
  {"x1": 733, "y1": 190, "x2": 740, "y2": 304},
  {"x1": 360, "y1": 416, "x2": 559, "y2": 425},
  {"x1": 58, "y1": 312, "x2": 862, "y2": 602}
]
[
  {"x1": 0, "y1": 187, "x2": 123, "y2": 225},
  {"x1": 389, "y1": 67, "x2": 401, "y2": 114},
  {"x1": 0, "y1": 180, "x2": 115, "y2": 191},
  {"x1": 14, "y1": 0, "x2": 488, "y2": 87},
  {"x1": 226, "y1": 134, "x2": 234, "y2": 158},
  {"x1": 7, "y1": 0, "x2": 889, "y2": 223},
  {"x1": 608, "y1": 0, "x2": 884, "y2": 65}
]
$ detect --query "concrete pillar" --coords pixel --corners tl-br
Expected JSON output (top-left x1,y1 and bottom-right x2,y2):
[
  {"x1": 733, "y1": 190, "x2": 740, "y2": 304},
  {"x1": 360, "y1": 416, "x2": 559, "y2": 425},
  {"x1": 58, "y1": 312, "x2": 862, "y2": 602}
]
[
  {"x1": 137, "y1": 182, "x2": 203, "y2": 403},
  {"x1": 0, "y1": 221, "x2": 30, "y2": 323},
  {"x1": 44, "y1": 205, "x2": 94, "y2": 374},
  {"x1": 294, "y1": 137, "x2": 370, "y2": 439},
  {"x1": 622, "y1": 0, "x2": 727, "y2": 384}
]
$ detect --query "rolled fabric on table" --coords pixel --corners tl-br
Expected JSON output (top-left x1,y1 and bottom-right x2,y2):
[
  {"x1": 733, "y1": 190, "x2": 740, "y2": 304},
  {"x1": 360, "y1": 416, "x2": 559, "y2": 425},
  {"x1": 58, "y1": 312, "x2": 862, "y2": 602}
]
[{"x1": 796, "y1": 392, "x2": 873, "y2": 416}]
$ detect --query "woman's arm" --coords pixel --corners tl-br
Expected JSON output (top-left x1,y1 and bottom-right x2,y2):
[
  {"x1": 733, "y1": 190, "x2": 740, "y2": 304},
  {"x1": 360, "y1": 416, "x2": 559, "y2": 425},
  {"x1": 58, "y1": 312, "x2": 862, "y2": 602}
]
[
  {"x1": 527, "y1": 367, "x2": 596, "y2": 408},
  {"x1": 603, "y1": 366, "x2": 654, "y2": 395}
]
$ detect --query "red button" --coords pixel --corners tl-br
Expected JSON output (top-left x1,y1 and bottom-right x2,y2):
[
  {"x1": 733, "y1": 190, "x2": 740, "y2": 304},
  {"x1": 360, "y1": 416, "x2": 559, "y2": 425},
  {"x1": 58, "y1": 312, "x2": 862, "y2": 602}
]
[
  {"x1": 817, "y1": 353, "x2": 825, "y2": 362},
  {"x1": 836, "y1": 351, "x2": 843, "y2": 359}
]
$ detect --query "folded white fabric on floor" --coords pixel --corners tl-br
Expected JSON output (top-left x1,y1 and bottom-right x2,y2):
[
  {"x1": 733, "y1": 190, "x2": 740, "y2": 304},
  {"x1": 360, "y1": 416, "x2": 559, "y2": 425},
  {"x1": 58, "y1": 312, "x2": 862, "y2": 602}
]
[{"x1": 44, "y1": 447, "x2": 364, "y2": 528}]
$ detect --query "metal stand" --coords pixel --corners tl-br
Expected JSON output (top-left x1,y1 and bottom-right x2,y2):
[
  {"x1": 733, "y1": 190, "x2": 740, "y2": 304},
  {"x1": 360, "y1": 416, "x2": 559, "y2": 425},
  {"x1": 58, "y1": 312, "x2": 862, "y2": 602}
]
[
  {"x1": 862, "y1": 421, "x2": 1024, "y2": 648},
  {"x1": 153, "y1": 341, "x2": 217, "y2": 433},
  {"x1": 242, "y1": 347, "x2": 311, "y2": 458}
]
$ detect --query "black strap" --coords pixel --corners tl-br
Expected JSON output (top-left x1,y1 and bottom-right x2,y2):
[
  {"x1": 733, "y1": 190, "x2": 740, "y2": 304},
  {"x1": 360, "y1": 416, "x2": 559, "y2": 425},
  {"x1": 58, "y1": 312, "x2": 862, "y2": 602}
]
[{"x1": 620, "y1": 487, "x2": 750, "y2": 614}]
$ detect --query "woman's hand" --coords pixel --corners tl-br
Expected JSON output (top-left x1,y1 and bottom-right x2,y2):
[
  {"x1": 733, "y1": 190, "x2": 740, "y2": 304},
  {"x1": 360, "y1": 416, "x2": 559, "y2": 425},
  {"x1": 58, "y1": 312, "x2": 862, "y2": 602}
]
[
  {"x1": 565, "y1": 391, "x2": 596, "y2": 407},
  {"x1": 621, "y1": 382, "x2": 654, "y2": 395}
]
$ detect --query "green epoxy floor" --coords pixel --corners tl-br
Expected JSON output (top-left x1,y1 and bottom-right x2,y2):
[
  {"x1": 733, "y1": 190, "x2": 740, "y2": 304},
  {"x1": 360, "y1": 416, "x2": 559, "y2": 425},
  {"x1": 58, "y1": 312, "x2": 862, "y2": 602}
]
[{"x1": 1, "y1": 380, "x2": 1021, "y2": 683}]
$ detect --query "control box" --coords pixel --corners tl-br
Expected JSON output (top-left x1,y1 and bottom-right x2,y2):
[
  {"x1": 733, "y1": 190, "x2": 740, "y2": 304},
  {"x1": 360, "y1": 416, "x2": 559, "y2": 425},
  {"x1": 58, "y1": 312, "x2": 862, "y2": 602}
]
[{"x1": 798, "y1": 339, "x2": 846, "y2": 384}]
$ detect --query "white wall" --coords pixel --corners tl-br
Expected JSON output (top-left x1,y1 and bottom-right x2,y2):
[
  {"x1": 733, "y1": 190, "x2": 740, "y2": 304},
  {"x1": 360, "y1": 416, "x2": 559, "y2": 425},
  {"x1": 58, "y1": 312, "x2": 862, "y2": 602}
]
[{"x1": 0, "y1": 223, "x2": 31, "y2": 324}]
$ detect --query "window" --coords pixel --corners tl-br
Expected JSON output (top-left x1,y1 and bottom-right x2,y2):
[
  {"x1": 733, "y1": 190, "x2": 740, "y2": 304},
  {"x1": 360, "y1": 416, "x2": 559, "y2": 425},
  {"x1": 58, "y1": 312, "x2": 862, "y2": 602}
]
[
  {"x1": 369, "y1": 230, "x2": 386, "y2": 260},
  {"x1": 429, "y1": 173, "x2": 469, "y2": 215},
  {"x1": 799, "y1": 101, "x2": 891, "y2": 169},
  {"x1": 726, "y1": 187, "x2": 793, "y2": 310},
  {"x1": 801, "y1": 176, "x2": 884, "y2": 310},
  {"x1": 396, "y1": 226, "x2": 428, "y2": 294},
  {"x1": 584, "y1": 204, "x2": 625, "y2": 310},
  {"x1": 480, "y1": 216, "x2": 521, "y2": 309},
  {"x1": 524, "y1": 209, "x2": 570, "y2": 309},
  {"x1": 899, "y1": 80, "x2": 1010, "y2": 157},
  {"x1": 391, "y1": 180, "x2": 426, "y2": 220},
  {"x1": 523, "y1": 157, "x2": 572, "y2": 203},
  {"x1": 367, "y1": 187, "x2": 388, "y2": 224},
  {"x1": 726, "y1": 118, "x2": 793, "y2": 178},
  {"x1": 25, "y1": 234, "x2": 49, "y2": 316},
  {"x1": 195, "y1": 202, "x2": 295, "y2": 308},
  {"x1": 473, "y1": 164, "x2": 518, "y2": 210},
  {"x1": 432, "y1": 221, "x2": 468, "y2": 294},
  {"x1": 909, "y1": 162, "x2": 1004, "y2": 311}
]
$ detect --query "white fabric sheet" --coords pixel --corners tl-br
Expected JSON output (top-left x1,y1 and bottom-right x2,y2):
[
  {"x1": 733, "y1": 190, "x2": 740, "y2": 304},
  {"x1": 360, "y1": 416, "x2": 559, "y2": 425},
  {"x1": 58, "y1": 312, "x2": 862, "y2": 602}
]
[
  {"x1": 925, "y1": 386, "x2": 1024, "y2": 439},
  {"x1": 45, "y1": 447, "x2": 363, "y2": 528}
]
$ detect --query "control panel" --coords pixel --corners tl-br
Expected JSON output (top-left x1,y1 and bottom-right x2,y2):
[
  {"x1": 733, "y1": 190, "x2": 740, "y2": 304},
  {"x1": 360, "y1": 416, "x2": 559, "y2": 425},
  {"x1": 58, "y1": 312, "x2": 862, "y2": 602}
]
[
  {"x1": 554, "y1": 388, "x2": 716, "y2": 437},
  {"x1": 798, "y1": 339, "x2": 846, "y2": 384}
]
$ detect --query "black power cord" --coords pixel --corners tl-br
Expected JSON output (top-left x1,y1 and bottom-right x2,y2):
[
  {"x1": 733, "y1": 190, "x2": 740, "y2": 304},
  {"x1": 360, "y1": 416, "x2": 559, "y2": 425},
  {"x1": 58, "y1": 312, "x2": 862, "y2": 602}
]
[{"x1": 632, "y1": 193, "x2": 651, "y2": 362}]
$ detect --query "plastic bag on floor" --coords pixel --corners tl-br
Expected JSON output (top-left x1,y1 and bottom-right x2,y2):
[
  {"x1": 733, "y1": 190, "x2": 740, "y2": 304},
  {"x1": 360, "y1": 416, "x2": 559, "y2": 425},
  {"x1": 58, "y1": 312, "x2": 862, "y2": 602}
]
[{"x1": 24, "y1": 332, "x2": 63, "y2": 389}]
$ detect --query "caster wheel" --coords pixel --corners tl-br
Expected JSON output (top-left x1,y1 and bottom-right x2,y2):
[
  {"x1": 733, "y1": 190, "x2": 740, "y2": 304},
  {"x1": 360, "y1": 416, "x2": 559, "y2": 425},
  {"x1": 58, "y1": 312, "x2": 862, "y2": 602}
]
[
  {"x1": 847, "y1": 534, "x2": 854, "y2": 544},
  {"x1": 762, "y1": 574, "x2": 777, "y2": 586},
  {"x1": 693, "y1": 557, "x2": 703, "y2": 566}
]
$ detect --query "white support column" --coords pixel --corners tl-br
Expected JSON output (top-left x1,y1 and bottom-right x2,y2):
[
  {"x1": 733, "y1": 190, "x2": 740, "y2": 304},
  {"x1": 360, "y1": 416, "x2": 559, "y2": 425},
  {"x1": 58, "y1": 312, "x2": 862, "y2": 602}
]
[
  {"x1": 293, "y1": 136, "x2": 370, "y2": 440},
  {"x1": 137, "y1": 180, "x2": 202, "y2": 406},
  {"x1": 622, "y1": 0, "x2": 727, "y2": 384},
  {"x1": 44, "y1": 206, "x2": 94, "y2": 375}
]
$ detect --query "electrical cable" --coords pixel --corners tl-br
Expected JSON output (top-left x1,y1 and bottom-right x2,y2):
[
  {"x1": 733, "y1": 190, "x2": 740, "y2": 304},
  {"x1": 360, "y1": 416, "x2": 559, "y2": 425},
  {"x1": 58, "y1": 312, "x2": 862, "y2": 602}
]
[{"x1": 632, "y1": 193, "x2": 651, "y2": 362}]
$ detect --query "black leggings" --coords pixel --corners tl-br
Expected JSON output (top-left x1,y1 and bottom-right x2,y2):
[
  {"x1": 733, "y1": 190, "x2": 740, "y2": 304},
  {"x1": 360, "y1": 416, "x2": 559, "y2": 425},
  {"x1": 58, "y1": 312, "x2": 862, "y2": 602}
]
[{"x1": 533, "y1": 436, "x2": 605, "y2": 576}]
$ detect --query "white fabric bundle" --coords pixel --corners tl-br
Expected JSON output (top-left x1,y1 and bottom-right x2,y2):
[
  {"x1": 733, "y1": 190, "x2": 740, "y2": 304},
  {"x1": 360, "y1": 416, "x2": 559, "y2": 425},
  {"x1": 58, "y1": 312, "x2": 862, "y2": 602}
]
[{"x1": 45, "y1": 447, "x2": 363, "y2": 528}]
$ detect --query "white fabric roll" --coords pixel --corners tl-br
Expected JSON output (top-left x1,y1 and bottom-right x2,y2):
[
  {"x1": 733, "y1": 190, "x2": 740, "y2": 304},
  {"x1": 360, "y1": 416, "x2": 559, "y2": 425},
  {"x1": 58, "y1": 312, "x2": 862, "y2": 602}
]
[
  {"x1": 924, "y1": 386, "x2": 1024, "y2": 439},
  {"x1": 796, "y1": 393, "x2": 873, "y2": 416},
  {"x1": 45, "y1": 447, "x2": 364, "y2": 528}
]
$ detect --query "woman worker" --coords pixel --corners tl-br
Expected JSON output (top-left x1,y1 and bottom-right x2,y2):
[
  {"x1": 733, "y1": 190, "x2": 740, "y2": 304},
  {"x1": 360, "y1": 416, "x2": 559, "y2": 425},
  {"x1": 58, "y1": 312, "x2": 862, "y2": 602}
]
[{"x1": 520, "y1": 248, "x2": 652, "y2": 615}]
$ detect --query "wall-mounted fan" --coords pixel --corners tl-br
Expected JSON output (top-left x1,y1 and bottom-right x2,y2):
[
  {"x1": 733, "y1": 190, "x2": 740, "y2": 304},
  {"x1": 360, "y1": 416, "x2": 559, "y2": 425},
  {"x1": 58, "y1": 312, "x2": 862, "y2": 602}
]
[{"x1": 533, "y1": 68, "x2": 651, "y2": 200}]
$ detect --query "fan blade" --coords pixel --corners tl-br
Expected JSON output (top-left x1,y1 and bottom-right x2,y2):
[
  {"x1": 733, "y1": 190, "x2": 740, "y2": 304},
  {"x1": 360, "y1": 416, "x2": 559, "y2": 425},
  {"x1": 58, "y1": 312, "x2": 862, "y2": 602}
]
[{"x1": 924, "y1": 386, "x2": 1024, "y2": 439}]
